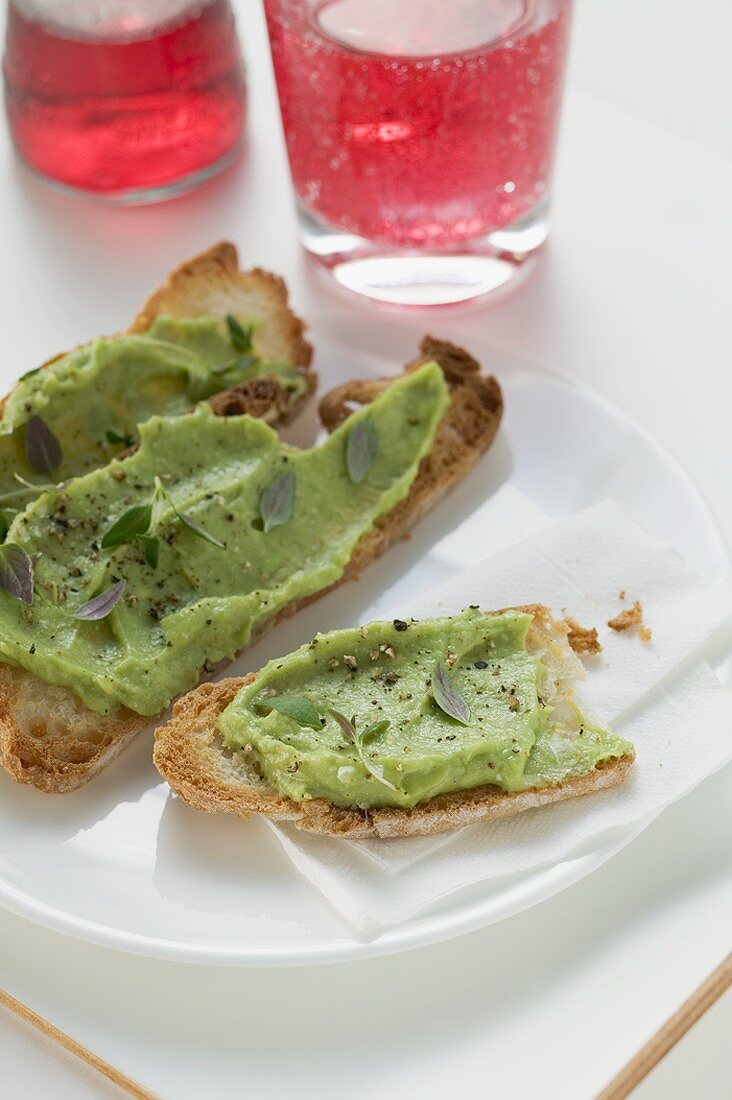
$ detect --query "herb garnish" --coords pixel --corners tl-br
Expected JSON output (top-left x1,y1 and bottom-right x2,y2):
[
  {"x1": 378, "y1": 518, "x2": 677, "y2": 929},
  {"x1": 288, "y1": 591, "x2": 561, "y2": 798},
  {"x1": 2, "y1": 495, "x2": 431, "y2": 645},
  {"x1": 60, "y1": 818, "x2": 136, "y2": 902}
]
[
  {"x1": 101, "y1": 478, "x2": 225, "y2": 558},
  {"x1": 346, "y1": 418, "x2": 377, "y2": 484},
  {"x1": 0, "y1": 511, "x2": 8, "y2": 543},
  {"x1": 24, "y1": 415, "x2": 62, "y2": 476},
  {"x1": 259, "y1": 469, "x2": 295, "y2": 533},
  {"x1": 259, "y1": 694, "x2": 322, "y2": 730},
  {"x1": 431, "y1": 662, "x2": 471, "y2": 725},
  {"x1": 0, "y1": 543, "x2": 34, "y2": 605},
  {"x1": 153, "y1": 478, "x2": 226, "y2": 549},
  {"x1": 101, "y1": 503, "x2": 153, "y2": 550},
  {"x1": 329, "y1": 710, "x2": 398, "y2": 791},
  {"x1": 210, "y1": 355, "x2": 259, "y2": 376},
  {"x1": 18, "y1": 366, "x2": 42, "y2": 383},
  {"x1": 226, "y1": 314, "x2": 254, "y2": 353},
  {"x1": 106, "y1": 429, "x2": 135, "y2": 448},
  {"x1": 76, "y1": 579, "x2": 126, "y2": 621}
]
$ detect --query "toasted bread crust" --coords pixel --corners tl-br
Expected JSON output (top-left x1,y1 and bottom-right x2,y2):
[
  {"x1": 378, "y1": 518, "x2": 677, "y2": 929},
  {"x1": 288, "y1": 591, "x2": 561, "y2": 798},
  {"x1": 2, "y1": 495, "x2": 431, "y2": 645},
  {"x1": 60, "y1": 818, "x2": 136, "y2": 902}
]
[
  {"x1": 0, "y1": 336, "x2": 502, "y2": 792},
  {"x1": 152, "y1": 609, "x2": 634, "y2": 839}
]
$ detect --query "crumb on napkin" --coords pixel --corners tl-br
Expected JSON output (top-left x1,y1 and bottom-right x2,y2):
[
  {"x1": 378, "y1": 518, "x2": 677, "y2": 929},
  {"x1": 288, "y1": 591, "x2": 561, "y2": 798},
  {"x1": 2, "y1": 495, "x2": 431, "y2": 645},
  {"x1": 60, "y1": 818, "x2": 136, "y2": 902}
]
[
  {"x1": 608, "y1": 599, "x2": 652, "y2": 642},
  {"x1": 564, "y1": 616, "x2": 602, "y2": 655}
]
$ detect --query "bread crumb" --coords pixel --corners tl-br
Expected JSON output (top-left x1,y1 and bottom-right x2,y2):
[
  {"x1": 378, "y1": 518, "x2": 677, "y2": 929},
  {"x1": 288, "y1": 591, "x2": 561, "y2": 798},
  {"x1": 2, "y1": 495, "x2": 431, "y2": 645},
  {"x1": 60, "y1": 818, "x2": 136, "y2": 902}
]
[
  {"x1": 618, "y1": 589, "x2": 626, "y2": 600},
  {"x1": 564, "y1": 617, "x2": 602, "y2": 656},
  {"x1": 608, "y1": 600, "x2": 652, "y2": 642}
]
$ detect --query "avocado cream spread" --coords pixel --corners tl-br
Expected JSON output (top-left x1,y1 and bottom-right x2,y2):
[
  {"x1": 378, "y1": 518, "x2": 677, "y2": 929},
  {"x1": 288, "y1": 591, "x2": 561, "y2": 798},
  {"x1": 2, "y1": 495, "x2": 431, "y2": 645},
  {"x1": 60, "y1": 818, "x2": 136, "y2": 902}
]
[
  {"x1": 0, "y1": 314, "x2": 306, "y2": 512},
  {"x1": 0, "y1": 363, "x2": 449, "y2": 715},
  {"x1": 218, "y1": 608, "x2": 632, "y2": 809}
]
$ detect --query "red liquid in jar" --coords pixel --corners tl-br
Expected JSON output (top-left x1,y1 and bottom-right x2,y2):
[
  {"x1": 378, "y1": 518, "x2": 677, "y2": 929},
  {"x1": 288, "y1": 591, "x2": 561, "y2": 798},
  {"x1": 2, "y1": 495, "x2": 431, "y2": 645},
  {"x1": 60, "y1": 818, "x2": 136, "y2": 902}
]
[
  {"x1": 265, "y1": 0, "x2": 572, "y2": 246},
  {"x1": 3, "y1": 0, "x2": 246, "y2": 195}
]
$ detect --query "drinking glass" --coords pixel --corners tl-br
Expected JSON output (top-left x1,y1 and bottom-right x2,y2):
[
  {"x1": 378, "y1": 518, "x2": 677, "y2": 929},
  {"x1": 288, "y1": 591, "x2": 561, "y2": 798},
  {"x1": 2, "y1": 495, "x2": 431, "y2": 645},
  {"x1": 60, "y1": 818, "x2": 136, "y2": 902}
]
[
  {"x1": 264, "y1": 0, "x2": 574, "y2": 306},
  {"x1": 3, "y1": 0, "x2": 247, "y2": 202}
]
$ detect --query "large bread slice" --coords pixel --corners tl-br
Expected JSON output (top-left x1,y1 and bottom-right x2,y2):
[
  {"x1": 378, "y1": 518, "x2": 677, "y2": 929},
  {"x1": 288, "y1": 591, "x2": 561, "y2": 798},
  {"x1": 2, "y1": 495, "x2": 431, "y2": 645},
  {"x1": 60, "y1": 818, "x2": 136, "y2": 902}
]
[
  {"x1": 153, "y1": 607, "x2": 635, "y2": 839},
  {"x1": 0, "y1": 337, "x2": 502, "y2": 792}
]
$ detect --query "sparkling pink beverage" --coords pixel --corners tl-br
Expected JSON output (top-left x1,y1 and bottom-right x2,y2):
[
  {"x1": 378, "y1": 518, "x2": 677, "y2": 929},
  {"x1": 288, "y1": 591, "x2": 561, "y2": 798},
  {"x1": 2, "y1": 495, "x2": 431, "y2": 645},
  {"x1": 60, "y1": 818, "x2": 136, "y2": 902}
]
[
  {"x1": 3, "y1": 0, "x2": 246, "y2": 200},
  {"x1": 264, "y1": 0, "x2": 573, "y2": 305}
]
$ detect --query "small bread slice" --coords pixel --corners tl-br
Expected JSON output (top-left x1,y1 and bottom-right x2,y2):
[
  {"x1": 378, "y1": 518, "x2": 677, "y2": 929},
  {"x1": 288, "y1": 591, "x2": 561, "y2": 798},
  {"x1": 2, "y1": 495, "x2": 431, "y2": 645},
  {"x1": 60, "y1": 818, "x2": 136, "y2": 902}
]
[
  {"x1": 0, "y1": 338, "x2": 502, "y2": 792},
  {"x1": 0, "y1": 240, "x2": 315, "y2": 425},
  {"x1": 154, "y1": 607, "x2": 634, "y2": 839}
]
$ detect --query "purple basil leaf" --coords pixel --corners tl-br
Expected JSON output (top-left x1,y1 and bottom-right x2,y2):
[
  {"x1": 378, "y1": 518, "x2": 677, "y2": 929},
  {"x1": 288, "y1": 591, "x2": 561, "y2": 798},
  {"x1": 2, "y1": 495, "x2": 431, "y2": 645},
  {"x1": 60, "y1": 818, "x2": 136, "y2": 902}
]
[
  {"x1": 24, "y1": 416, "x2": 62, "y2": 476},
  {"x1": 0, "y1": 543, "x2": 34, "y2": 605},
  {"x1": 432, "y1": 662, "x2": 471, "y2": 725},
  {"x1": 260, "y1": 469, "x2": 295, "y2": 533},
  {"x1": 75, "y1": 579, "x2": 125, "y2": 621},
  {"x1": 329, "y1": 709, "x2": 356, "y2": 744},
  {"x1": 346, "y1": 417, "x2": 378, "y2": 484}
]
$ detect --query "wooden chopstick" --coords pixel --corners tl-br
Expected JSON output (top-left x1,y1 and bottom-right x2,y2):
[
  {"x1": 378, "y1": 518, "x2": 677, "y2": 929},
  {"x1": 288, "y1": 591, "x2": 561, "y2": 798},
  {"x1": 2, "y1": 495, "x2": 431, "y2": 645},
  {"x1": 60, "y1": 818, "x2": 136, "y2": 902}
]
[
  {"x1": 597, "y1": 952, "x2": 732, "y2": 1099},
  {"x1": 0, "y1": 986, "x2": 159, "y2": 1100}
]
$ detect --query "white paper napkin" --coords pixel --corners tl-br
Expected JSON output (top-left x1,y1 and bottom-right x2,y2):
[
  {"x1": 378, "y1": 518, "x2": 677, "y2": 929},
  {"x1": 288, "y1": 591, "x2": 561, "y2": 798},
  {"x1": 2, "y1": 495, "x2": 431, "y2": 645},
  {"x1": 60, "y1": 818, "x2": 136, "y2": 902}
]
[{"x1": 265, "y1": 499, "x2": 732, "y2": 932}]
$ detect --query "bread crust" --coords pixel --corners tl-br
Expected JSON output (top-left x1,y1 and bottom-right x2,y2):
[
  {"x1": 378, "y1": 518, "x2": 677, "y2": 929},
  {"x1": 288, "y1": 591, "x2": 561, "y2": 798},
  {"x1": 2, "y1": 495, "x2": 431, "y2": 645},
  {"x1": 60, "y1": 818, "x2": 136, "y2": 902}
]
[
  {"x1": 152, "y1": 609, "x2": 634, "y2": 839},
  {"x1": 0, "y1": 335, "x2": 502, "y2": 792}
]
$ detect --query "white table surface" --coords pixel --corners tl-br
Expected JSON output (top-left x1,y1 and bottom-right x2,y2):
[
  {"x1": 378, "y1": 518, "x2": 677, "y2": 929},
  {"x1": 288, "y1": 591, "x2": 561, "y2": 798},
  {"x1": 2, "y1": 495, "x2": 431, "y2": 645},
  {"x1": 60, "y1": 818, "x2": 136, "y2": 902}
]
[{"x1": 1, "y1": 1, "x2": 731, "y2": 1096}]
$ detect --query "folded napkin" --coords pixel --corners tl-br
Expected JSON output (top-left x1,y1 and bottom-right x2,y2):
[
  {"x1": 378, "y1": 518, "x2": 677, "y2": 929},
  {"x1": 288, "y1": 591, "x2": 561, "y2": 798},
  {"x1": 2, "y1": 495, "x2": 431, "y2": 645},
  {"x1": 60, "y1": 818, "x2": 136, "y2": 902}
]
[{"x1": 265, "y1": 497, "x2": 732, "y2": 932}]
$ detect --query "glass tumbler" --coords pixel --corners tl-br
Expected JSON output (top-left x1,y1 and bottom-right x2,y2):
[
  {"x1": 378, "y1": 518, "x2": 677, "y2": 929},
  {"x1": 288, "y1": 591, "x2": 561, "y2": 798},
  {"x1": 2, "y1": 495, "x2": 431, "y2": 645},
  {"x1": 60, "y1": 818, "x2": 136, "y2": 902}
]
[
  {"x1": 3, "y1": 0, "x2": 247, "y2": 202},
  {"x1": 264, "y1": 0, "x2": 573, "y2": 306}
]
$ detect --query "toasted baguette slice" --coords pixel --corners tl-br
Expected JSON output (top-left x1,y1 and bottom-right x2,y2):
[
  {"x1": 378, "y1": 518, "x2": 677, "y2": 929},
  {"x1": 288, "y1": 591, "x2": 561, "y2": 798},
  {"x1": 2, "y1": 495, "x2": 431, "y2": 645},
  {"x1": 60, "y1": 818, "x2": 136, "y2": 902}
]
[
  {"x1": 0, "y1": 241, "x2": 315, "y2": 426},
  {"x1": 0, "y1": 337, "x2": 501, "y2": 793},
  {"x1": 154, "y1": 606, "x2": 634, "y2": 839}
]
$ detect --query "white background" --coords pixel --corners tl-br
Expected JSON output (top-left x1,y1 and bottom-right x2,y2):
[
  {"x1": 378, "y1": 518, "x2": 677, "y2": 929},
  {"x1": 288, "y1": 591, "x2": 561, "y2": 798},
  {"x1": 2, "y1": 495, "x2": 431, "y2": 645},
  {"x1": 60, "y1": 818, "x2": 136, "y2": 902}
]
[{"x1": 0, "y1": 0, "x2": 731, "y2": 1096}]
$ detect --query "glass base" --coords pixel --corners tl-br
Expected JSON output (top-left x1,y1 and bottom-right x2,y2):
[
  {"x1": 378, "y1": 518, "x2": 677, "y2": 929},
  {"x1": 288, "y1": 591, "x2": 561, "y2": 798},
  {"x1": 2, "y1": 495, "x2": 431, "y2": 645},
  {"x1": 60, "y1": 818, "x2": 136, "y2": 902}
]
[
  {"x1": 299, "y1": 200, "x2": 549, "y2": 308},
  {"x1": 17, "y1": 144, "x2": 242, "y2": 206}
]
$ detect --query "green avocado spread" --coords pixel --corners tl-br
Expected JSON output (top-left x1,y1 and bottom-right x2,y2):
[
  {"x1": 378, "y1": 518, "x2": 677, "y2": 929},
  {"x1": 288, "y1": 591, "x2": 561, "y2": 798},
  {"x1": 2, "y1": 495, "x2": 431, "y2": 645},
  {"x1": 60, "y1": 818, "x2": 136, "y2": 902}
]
[
  {"x1": 0, "y1": 363, "x2": 449, "y2": 715},
  {"x1": 0, "y1": 314, "x2": 306, "y2": 513},
  {"x1": 218, "y1": 608, "x2": 632, "y2": 809}
]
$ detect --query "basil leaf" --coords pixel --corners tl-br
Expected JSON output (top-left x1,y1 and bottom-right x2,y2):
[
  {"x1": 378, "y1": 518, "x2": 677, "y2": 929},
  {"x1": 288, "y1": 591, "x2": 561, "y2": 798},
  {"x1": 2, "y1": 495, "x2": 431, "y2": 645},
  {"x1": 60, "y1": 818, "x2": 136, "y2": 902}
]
[
  {"x1": 360, "y1": 719, "x2": 390, "y2": 745},
  {"x1": 101, "y1": 503, "x2": 152, "y2": 549},
  {"x1": 226, "y1": 314, "x2": 254, "y2": 354},
  {"x1": 142, "y1": 536, "x2": 159, "y2": 569},
  {"x1": 177, "y1": 512, "x2": 226, "y2": 549},
  {"x1": 329, "y1": 708, "x2": 356, "y2": 743},
  {"x1": 18, "y1": 366, "x2": 42, "y2": 383},
  {"x1": 0, "y1": 543, "x2": 34, "y2": 605},
  {"x1": 106, "y1": 429, "x2": 134, "y2": 447},
  {"x1": 346, "y1": 418, "x2": 377, "y2": 484},
  {"x1": 24, "y1": 415, "x2": 62, "y2": 476},
  {"x1": 432, "y1": 662, "x2": 471, "y2": 725},
  {"x1": 210, "y1": 355, "x2": 259, "y2": 375},
  {"x1": 153, "y1": 478, "x2": 225, "y2": 549},
  {"x1": 76, "y1": 579, "x2": 125, "y2": 621},
  {"x1": 263, "y1": 695, "x2": 322, "y2": 730},
  {"x1": 260, "y1": 469, "x2": 295, "y2": 533}
]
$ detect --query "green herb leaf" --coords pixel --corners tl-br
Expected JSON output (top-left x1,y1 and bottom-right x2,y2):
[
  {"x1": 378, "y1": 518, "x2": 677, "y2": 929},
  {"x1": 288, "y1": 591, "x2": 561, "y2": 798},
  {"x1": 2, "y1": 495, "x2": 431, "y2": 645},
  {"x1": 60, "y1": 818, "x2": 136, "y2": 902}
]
[
  {"x1": 24, "y1": 416, "x2": 62, "y2": 476},
  {"x1": 18, "y1": 366, "x2": 42, "y2": 383},
  {"x1": 0, "y1": 543, "x2": 34, "y2": 605},
  {"x1": 153, "y1": 478, "x2": 225, "y2": 549},
  {"x1": 101, "y1": 503, "x2": 153, "y2": 549},
  {"x1": 210, "y1": 354, "x2": 259, "y2": 376},
  {"x1": 346, "y1": 418, "x2": 377, "y2": 484},
  {"x1": 432, "y1": 662, "x2": 471, "y2": 725},
  {"x1": 262, "y1": 695, "x2": 322, "y2": 730},
  {"x1": 106, "y1": 429, "x2": 134, "y2": 448},
  {"x1": 329, "y1": 710, "x2": 399, "y2": 792},
  {"x1": 226, "y1": 314, "x2": 254, "y2": 354},
  {"x1": 76, "y1": 580, "x2": 125, "y2": 621},
  {"x1": 0, "y1": 511, "x2": 8, "y2": 543},
  {"x1": 260, "y1": 469, "x2": 295, "y2": 533},
  {"x1": 360, "y1": 718, "x2": 391, "y2": 745},
  {"x1": 142, "y1": 536, "x2": 159, "y2": 569}
]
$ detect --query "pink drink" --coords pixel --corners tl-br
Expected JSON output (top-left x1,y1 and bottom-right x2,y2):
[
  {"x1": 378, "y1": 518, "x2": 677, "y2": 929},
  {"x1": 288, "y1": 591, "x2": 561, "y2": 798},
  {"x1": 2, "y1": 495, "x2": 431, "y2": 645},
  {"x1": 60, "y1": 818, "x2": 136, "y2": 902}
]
[{"x1": 265, "y1": 0, "x2": 572, "y2": 252}]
